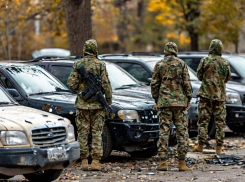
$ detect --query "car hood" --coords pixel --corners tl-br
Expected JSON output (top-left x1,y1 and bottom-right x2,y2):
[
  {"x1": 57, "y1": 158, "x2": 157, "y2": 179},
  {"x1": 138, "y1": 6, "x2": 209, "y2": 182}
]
[
  {"x1": 28, "y1": 92, "x2": 155, "y2": 111},
  {"x1": 226, "y1": 81, "x2": 245, "y2": 93},
  {"x1": 113, "y1": 82, "x2": 202, "y2": 99},
  {"x1": 0, "y1": 105, "x2": 70, "y2": 131}
]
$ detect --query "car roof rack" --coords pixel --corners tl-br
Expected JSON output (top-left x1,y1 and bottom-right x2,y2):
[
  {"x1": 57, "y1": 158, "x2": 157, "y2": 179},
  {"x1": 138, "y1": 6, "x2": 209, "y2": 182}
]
[{"x1": 30, "y1": 56, "x2": 83, "y2": 62}]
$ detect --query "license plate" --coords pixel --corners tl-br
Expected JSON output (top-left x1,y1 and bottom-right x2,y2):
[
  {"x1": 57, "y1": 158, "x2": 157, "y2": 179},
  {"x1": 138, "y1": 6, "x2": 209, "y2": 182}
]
[{"x1": 47, "y1": 147, "x2": 67, "y2": 162}]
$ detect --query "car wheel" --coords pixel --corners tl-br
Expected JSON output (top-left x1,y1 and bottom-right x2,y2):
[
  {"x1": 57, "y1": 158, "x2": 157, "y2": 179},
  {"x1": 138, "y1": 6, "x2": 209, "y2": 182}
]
[
  {"x1": 208, "y1": 116, "x2": 216, "y2": 139},
  {"x1": 23, "y1": 169, "x2": 63, "y2": 182},
  {"x1": 101, "y1": 124, "x2": 113, "y2": 161},
  {"x1": 129, "y1": 147, "x2": 158, "y2": 158},
  {"x1": 0, "y1": 174, "x2": 12, "y2": 179}
]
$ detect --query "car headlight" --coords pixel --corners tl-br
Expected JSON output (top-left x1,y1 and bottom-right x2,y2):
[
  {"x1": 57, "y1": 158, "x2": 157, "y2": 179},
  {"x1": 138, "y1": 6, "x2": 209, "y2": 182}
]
[
  {"x1": 0, "y1": 131, "x2": 28, "y2": 145},
  {"x1": 67, "y1": 124, "x2": 75, "y2": 140},
  {"x1": 226, "y1": 92, "x2": 242, "y2": 105},
  {"x1": 118, "y1": 110, "x2": 140, "y2": 122}
]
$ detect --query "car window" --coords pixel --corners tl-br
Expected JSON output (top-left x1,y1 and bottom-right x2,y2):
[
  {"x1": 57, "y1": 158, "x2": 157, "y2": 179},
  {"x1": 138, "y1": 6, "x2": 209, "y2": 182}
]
[
  {"x1": 0, "y1": 87, "x2": 13, "y2": 102},
  {"x1": 181, "y1": 58, "x2": 201, "y2": 72},
  {"x1": 0, "y1": 72, "x2": 14, "y2": 89},
  {"x1": 106, "y1": 64, "x2": 139, "y2": 90},
  {"x1": 4, "y1": 66, "x2": 68, "y2": 94},
  {"x1": 225, "y1": 56, "x2": 245, "y2": 76},
  {"x1": 229, "y1": 64, "x2": 237, "y2": 74},
  {"x1": 116, "y1": 62, "x2": 151, "y2": 82},
  {"x1": 50, "y1": 65, "x2": 73, "y2": 86}
]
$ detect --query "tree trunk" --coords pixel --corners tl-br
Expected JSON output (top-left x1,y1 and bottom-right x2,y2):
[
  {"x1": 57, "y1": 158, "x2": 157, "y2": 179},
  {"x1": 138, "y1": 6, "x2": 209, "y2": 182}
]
[
  {"x1": 189, "y1": 32, "x2": 198, "y2": 51},
  {"x1": 115, "y1": 1, "x2": 128, "y2": 52},
  {"x1": 235, "y1": 41, "x2": 238, "y2": 53},
  {"x1": 6, "y1": 1, "x2": 11, "y2": 60},
  {"x1": 137, "y1": 0, "x2": 144, "y2": 31},
  {"x1": 62, "y1": 0, "x2": 92, "y2": 56}
]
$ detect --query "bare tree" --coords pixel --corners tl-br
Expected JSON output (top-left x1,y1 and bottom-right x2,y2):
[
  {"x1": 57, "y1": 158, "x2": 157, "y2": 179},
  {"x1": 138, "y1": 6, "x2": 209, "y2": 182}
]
[{"x1": 62, "y1": 0, "x2": 92, "y2": 56}]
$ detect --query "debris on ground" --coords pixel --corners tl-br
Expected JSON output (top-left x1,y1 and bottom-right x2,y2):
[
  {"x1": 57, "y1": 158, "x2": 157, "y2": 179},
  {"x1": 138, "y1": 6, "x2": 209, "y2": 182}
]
[{"x1": 206, "y1": 154, "x2": 245, "y2": 166}]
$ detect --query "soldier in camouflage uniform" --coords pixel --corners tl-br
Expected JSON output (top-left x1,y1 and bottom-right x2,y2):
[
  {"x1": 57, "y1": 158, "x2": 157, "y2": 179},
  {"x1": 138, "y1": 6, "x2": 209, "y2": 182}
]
[
  {"x1": 151, "y1": 42, "x2": 193, "y2": 171},
  {"x1": 194, "y1": 39, "x2": 231, "y2": 154},
  {"x1": 67, "y1": 39, "x2": 112, "y2": 171}
]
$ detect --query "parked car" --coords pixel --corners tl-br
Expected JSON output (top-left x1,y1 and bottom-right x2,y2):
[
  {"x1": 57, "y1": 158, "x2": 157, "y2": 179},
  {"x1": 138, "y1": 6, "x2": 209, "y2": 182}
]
[
  {"x1": 100, "y1": 53, "x2": 245, "y2": 133},
  {"x1": 0, "y1": 84, "x2": 79, "y2": 181},
  {"x1": 32, "y1": 48, "x2": 70, "y2": 59},
  {"x1": 0, "y1": 62, "x2": 163, "y2": 159}
]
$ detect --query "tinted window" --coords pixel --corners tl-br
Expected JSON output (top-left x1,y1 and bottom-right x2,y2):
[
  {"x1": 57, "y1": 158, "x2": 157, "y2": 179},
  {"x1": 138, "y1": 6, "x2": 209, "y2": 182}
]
[
  {"x1": 116, "y1": 62, "x2": 151, "y2": 82},
  {"x1": 50, "y1": 65, "x2": 73, "y2": 86},
  {"x1": 181, "y1": 58, "x2": 201, "y2": 71},
  {"x1": 106, "y1": 64, "x2": 138, "y2": 90},
  {"x1": 0, "y1": 73, "x2": 14, "y2": 88}
]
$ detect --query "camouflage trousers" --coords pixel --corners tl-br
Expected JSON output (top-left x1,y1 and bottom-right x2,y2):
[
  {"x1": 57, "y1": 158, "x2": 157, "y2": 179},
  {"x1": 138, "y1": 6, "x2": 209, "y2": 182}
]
[
  {"x1": 198, "y1": 97, "x2": 226, "y2": 146},
  {"x1": 76, "y1": 109, "x2": 105, "y2": 160},
  {"x1": 158, "y1": 107, "x2": 189, "y2": 160}
]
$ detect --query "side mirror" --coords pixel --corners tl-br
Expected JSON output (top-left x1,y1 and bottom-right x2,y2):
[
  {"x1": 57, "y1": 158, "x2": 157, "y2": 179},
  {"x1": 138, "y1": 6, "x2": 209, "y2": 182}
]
[
  {"x1": 147, "y1": 78, "x2": 152, "y2": 83},
  {"x1": 231, "y1": 73, "x2": 240, "y2": 80},
  {"x1": 6, "y1": 88, "x2": 23, "y2": 101}
]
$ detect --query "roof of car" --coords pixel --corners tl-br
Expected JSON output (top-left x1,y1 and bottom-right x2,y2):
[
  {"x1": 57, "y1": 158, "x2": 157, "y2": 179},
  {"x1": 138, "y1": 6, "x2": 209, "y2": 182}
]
[
  {"x1": 99, "y1": 52, "x2": 163, "y2": 63},
  {"x1": 0, "y1": 63, "x2": 41, "y2": 68}
]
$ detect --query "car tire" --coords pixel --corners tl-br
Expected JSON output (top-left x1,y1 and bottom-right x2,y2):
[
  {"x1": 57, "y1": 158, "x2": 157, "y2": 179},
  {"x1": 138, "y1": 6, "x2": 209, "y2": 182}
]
[
  {"x1": 129, "y1": 147, "x2": 158, "y2": 158},
  {"x1": 101, "y1": 124, "x2": 113, "y2": 161},
  {"x1": 208, "y1": 116, "x2": 216, "y2": 139},
  {"x1": 0, "y1": 174, "x2": 12, "y2": 179},
  {"x1": 23, "y1": 169, "x2": 63, "y2": 182}
]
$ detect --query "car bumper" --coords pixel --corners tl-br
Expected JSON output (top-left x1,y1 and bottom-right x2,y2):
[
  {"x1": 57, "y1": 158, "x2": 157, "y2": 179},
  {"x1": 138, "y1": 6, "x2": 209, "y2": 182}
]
[
  {"x1": 109, "y1": 122, "x2": 159, "y2": 148},
  {"x1": 0, "y1": 141, "x2": 80, "y2": 176},
  {"x1": 226, "y1": 104, "x2": 245, "y2": 124}
]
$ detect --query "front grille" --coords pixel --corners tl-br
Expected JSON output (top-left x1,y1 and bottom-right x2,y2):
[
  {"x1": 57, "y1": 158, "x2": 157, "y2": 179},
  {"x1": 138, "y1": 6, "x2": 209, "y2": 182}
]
[
  {"x1": 138, "y1": 110, "x2": 158, "y2": 123},
  {"x1": 31, "y1": 127, "x2": 66, "y2": 146}
]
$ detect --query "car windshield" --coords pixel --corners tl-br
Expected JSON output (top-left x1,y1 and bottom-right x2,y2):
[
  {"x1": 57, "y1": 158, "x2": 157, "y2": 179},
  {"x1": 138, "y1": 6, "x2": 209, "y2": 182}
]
[
  {"x1": 146, "y1": 60, "x2": 198, "y2": 81},
  {"x1": 106, "y1": 64, "x2": 139, "y2": 90},
  {"x1": 0, "y1": 87, "x2": 13, "y2": 103},
  {"x1": 5, "y1": 66, "x2": 69, "y2": 95},
  {"x1": 225, "y1": 56, "x2": 245, "y2": 74}
]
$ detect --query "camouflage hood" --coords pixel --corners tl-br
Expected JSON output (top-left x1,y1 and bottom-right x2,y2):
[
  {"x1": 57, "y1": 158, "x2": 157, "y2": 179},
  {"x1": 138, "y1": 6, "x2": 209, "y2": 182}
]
[
  {"x1": 208, "y1": 39, "x2": 223, "y2": 56},
  {"x1": 83, "y1": 39, "x2": 98, "y2": 58},
  {"x1": 164, "y1": 42, "x2": 178, "y2": 57}
]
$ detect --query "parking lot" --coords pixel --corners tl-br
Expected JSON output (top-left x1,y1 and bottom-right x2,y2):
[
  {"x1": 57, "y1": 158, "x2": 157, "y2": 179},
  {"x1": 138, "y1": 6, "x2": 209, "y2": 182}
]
[{"x1": 3, "y1": 132, "x2": 244, "y2": 182}]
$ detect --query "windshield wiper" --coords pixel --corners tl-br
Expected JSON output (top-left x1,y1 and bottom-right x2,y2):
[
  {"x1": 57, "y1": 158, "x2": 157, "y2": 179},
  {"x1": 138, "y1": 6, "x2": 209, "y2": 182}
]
[
  {"x1": 0, "y1": 102, "x2": 13, "y2": 105},
  {"x1": 115, "y1": 84, "x2": 141, "y2": 90},
  {"x1": 29, "y1": 92, "x2": 54, "y2": 96},
  {"x1": 55, "y1": 87, "x2": 72, "y2": 92}
]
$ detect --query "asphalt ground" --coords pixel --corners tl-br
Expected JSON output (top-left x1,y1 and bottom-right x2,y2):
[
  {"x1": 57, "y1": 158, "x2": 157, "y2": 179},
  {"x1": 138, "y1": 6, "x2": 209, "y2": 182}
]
[{"x1": 2, "y1": 132, "x2": 245, "y2": 182}]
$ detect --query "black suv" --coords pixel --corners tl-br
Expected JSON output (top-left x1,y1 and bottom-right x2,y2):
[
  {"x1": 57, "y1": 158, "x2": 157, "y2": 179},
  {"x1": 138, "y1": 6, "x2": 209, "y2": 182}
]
[
  {"x1": 0, "y1": 62, "x2": 163, "y2": 159},
  {"x1": 100, "y1": 53, "x2": 245, "y2": 133}
]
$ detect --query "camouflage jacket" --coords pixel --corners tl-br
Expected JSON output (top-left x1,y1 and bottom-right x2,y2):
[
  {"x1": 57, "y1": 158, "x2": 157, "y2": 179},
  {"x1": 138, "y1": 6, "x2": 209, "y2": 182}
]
[
  {"x1": 151, "y1": 55, "x2": 193, "y2": 107},
  {"x1": 196, "y1": 39, "x2": 231, "y2": 101},
  {"x1": 67, "y1": 39, "x2": 112, "y2": 110}
]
